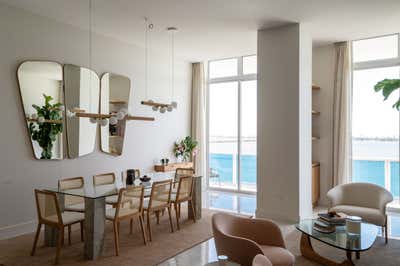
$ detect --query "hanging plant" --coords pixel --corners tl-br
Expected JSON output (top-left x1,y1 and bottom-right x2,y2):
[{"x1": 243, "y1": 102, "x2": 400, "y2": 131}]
[{"x1": 28, "y1": 94, "x2": 63, "y2": 159}]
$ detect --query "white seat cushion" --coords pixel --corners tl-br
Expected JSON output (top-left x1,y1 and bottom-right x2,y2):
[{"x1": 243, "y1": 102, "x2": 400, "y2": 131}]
[
  {"x1": 106, "y1": 207, "x2": 140, "y2": 220},
  {"x1": 330, "y1": 205, "x2": 385, "y2": 226},
  {"x1": 64, "y1": 203, "x2": 85, "y2": 212},
  {"x1": 46, "y1": 211, "x2": 85, "y2": 225},
  {"x1": 106, "y1": 195, "x2": 118, "y2": 205}
]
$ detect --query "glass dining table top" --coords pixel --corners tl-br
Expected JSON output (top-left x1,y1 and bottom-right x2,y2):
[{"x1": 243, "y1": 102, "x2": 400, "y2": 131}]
[
  {"x1": 296, "y1": 219, "x2": 378, "y2": 252},
  {"x1": 44, "y1": 172, "x2": 182, "y2": 199}
]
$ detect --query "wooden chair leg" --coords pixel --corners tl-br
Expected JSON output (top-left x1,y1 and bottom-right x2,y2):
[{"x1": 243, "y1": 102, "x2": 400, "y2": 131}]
[
  {"x1": 174, "y1": 203, "x2": 180, "y2": 230},
  {"x1": 167, "y1": 206, "x2": 174, "y2": 233},
  {"x1": 55, "y1": 227, "x2": 64, "y2": 265},
  {"x1": 80, "y1": 221, "x2": 84, "y2": 242},
  {"x1": 68, "y1": 225, "x2": 71, "y2": 245},
  {"x1": 155, "y1": 211, "x2": 160, "y2": 225},
  {"x1": 30, "y1": 223, "x2": 42, "y2": 256},
  {"x1": 117, "y1": 222, "x2": 120, "y2": 238},
  {"x1": 146, "y1": 211, "x2": 152, "y2": 241},
  {"x1": 190, "y1": 199, "x2": 196, "y2": 222},
  {"x1": 178, "y1": 203, "x2": 181, "y2": 218},
  {"x1": 139, "y1": 216, "x2": 147, "y2": 245},
  {"x1": 113, "y1": 222, "x2": 120, "y2": 256},
  {"x1": 385, "y1": 225, "x2": 389, "y2": 244},
  {"x1": 130, "y1": 218, "x2": 133, "y2": 234}
]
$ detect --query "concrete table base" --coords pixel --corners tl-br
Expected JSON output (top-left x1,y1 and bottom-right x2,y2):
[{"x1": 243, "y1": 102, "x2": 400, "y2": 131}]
[{"x1": 84, "y1": 197, "x2": 106, "y2": 260}]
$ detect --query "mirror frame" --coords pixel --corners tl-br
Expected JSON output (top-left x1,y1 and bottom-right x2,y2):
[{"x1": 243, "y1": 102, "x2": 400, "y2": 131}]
[
  {"x1": 100, "y1": 72, "x2": 131, "y2": 156},
  {"x1": 16, "y1": 60, "x2": 65, "y2": 160}
]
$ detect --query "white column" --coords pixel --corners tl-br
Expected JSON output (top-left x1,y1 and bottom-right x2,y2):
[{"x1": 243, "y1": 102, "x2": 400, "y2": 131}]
[{"x1": 256, "y1": 23, "x2": 313, "y2": 222}]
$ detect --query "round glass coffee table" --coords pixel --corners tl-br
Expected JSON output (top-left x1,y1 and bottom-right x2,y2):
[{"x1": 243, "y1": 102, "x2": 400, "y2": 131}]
[{"x1": 296, "y1": 219, "x2": 378, "y2": 266}]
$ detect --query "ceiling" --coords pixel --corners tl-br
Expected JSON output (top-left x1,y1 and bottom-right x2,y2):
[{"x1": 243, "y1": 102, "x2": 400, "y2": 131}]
[{"x1": 1, "y1": 0, "x2": 400, "y2": 61}]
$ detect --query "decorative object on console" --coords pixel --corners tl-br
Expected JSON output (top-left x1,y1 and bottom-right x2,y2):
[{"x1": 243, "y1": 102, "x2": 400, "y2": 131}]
[
  {"x1": 174, "y1": 136, "x2": 198, "y2": 162},
  {"x1": 154, "y1": 162, "x2": 194, "y2": 172},
  {"x1": 17, "y1": 61, "x2": 65, "y2": 160}
]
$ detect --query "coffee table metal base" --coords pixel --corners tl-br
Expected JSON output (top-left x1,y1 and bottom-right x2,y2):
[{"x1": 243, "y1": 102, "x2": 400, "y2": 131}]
[{"x1": 300, "y1": 233, "x2": 354, "y2": 266}]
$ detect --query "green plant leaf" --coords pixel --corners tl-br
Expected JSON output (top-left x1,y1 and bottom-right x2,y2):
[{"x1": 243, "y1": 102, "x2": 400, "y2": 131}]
[{"x1": 374, "y1": 79, "x2": 400, "y2": 111}]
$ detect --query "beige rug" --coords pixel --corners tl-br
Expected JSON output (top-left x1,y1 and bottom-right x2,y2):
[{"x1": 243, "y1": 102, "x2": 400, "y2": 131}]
[{"x1": 0, "y1": 208, "x2": 215, "y2": 266}]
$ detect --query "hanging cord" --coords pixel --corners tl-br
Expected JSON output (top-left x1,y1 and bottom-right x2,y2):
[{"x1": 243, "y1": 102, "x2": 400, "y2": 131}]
[
  {"x1": 89, "y1": 0, "x2": 93, "y2": 111},
  {"x1": 171, "y1": 29, "x2": 175, "y2": 101},
  {"x1": 144, "y1": 17, "x2": 152, "y2": 100}
]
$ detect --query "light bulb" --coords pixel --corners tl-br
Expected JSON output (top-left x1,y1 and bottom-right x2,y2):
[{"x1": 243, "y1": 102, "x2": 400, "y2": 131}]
[
  {"x1": 152, "y1": 106, "x2": 159, "y2": 111},
  {"x1": 66, "y1": 110, "x2": 75, "y2": 118},
  {"x1": 99, "y1": 119, "x2": 109, "y2": 127},
  {"x1": 167, "y1": 105, "x2": 173, "y2": 112},
  {"x1": 171, "y1": 101, "x2": 178, "y2": 109},
  {"x1": 89, "y1": 117, "x2": 97, "y2": 124},
  {"x1": 116, "y1": 111, "x2": 125, "y2": 120},
  {"x1": 31, "y1": 113, "x2": 38, "y2": 120},
  {"x1": 160, "y1": 107, "x2": 167, "y2": 113},
  {"x1": 37, "y1": 116, "x2": 45, "y2": 123},
  {"x1": 109, "y1": 116, "x2": 118, "y2": 125},
  {"x1": 58, "y1": 105, "x2": 65, "y2": 111},
  {"x1": 119, "y1": 108, "x2": 128, "y2": 115},
  {"x1": 148, "y1": 99, "x2": 154, "y2": 103}
]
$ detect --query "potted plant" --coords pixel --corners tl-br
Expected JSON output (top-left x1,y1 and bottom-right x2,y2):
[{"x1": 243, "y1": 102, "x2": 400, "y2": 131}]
[
  {"x1": 28, "y1": 94, "x2": 63, "y2": 159},
  {"x1": 374, "y1": 79, "x2": 400, "y2": 110},
  {"x1": 174, "y1": 136, "x2": 198, "y2": 162}
]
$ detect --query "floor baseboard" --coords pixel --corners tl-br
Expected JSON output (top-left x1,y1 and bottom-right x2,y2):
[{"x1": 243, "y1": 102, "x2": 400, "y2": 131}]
[{"x1": 0, "y1": 220, "x2": 36, "y2": 240}]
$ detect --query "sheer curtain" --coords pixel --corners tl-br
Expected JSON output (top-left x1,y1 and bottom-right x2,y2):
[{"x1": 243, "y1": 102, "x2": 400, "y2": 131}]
[
  {"x1": 191, "y1": 63, "x2": 206, "y2": 179},
  {"x1": 332, "y1": 41, "x2": 352, "y2": 186}
]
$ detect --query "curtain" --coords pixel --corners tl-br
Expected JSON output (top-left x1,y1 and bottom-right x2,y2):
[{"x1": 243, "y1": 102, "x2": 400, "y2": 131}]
[
  {"x1": 332, "y1": 42, "x2": 352, "y2": 186},
  {"x1": 191, "y1": 62, "x2": 206, "y2": 180}
]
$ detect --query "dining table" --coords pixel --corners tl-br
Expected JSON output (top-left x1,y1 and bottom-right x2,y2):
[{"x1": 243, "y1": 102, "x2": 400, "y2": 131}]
[{"x1": 42, "y1": 172, "x2": 202, "y2": 260}]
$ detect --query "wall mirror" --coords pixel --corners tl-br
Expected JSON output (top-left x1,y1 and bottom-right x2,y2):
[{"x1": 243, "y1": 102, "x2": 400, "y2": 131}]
[
  {"x1": 64, "y1": 64, "x2": 99, "y2": 158},
  {"x1": 17, "y1": 61, "x2": 65, "y2": 160},
  {"x1": 100, "y1": 73, "x2": 130, "y2": 156}
]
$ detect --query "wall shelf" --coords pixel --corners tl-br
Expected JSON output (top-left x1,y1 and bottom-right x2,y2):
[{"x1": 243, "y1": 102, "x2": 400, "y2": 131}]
[{"x1": 312, "y1": 84, "x2": 321, "y2": 90}]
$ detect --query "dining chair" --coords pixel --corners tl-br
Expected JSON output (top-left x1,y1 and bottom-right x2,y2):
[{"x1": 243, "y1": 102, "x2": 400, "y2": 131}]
[
  {"x1": 93, "y1": 172, "x2": 118, "y2": 207},
  {"x1": 106, "y1": 185, "x2": 147, "y2": 256},
  {"x1": 31, "y1": 189, "x2": 85, "y2": 264},
  {"x1": 171, "y1": 175, "x2": 196, "y2": 230},
  {"x1": 143, "y1": 179, "x2": 174, "y2": 241},
  {"x1": 58, "y1": 176, "x2": 85, "y2": 244},
  {"x1": 174, "y1": 168, "x2": 195, "y2": 183}
]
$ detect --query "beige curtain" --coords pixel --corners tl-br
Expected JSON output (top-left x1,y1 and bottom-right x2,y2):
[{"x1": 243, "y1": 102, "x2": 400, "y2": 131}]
[
  {"x1": 191, "y1": 63, "x2": 206, "y2": 180},
  {"x1": 332, "y1": 42, "x2": 352, "y2": 186}
]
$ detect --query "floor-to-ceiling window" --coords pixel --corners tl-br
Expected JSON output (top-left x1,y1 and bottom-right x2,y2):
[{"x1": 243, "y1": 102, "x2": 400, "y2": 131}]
[
  {"x1": 207, "y1": 55, "x2": 257, "y2": 193},
  {"x1": 352, "y1": 34, "x2": 400, "y2": 208}
]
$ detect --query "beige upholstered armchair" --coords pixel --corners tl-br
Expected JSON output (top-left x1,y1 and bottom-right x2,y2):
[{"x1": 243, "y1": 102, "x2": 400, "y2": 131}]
[
  {"x1": 212, "y1": 212, "x2": 295, "y2": 266},
  {"x1": 252, "y1": 254, "x2": 273, "y2": 266},
  {"x1": 327, "y1": 182, "x2": 393, "y2": 243}
]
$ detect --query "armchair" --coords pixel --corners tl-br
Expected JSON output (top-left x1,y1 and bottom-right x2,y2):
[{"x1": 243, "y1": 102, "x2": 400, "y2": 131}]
[
  {"x1": 212, "y1": 212, "x2": 294, "y2": 266},
  {"x1": 327, "y1": 182, "x2": 393, "y2": 243}
]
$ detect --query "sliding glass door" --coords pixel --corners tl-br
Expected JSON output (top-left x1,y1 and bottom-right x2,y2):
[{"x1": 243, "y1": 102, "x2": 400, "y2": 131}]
[
  {"x1": 352, "y1": 34, "x2": 400, "y2": 208},
  {"x1": 207, "y1": 56, "x2": 257, "y2": 193}
]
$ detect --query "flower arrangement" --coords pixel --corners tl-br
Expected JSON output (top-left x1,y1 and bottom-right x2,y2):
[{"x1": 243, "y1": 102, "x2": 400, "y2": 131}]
[{"x1": 174, "y1": 136, "x2": 198, "y2": 162}]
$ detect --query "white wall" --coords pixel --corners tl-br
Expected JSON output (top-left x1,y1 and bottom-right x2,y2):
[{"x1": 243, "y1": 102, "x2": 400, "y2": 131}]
[
  {"x1": 312, "y1": 44, "x2": 335, "y2": 206},
  {"x1": 0, "y1": 4, "x2": 192, "y2": 239},
  {"x1": 256, "y1": 23, "x2": 312, "y2": 222}
]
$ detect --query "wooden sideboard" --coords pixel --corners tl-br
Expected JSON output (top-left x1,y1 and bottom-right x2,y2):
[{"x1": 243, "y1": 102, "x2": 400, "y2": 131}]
[
  {"x1": 154, "y1": 162, "x2": 194, "y2": 172},
  {"x1": 312, "y1": 162, "x2": 320, "y2": 207}
]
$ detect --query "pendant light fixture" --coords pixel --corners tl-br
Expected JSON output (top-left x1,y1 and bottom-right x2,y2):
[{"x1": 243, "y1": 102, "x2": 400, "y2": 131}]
[{"x1": 141, "y1": 20, "x2": 178, "y2": 113}]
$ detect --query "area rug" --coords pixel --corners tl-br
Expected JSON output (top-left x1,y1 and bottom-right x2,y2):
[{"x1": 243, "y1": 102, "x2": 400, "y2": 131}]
[{"x1": 0, "y1": 208, "x2": 215, "y2": 266}]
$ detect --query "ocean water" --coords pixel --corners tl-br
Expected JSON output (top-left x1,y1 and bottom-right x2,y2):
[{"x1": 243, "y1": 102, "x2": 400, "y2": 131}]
[{"x1": 210, "y1": 153, "x2": 400, "y2": 197}]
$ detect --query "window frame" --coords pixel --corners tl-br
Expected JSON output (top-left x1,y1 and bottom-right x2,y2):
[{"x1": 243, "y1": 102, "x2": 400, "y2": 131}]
[
  {"x1": 206, "y1": 55, "x2": 257, "y2": 194},
  {"x1": 351, "y1": 33, "x2": 400, "y2": 199}
]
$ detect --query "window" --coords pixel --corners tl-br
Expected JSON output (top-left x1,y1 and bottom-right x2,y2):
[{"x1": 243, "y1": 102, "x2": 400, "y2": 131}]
[
  {"x1": 352, "y1": 34, "x2": 400, "y2": 207},
  {"x1": 207, "y1": 55, "x2": 257, "y2": 193}
]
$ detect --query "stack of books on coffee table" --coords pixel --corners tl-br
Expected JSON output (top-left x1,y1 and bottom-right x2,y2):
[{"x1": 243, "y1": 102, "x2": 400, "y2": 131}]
[{"x1": 313, "y1": 212, "x2": 347, "y2": 233}]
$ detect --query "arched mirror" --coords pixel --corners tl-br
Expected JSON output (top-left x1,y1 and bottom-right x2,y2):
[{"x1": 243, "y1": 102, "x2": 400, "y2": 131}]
[
  {"x1": 100, "y1": 73, "x2": 130, "y2": 156},
  {"x1": 17, "y1": 61, "x2": 65, "y2": 160},
  {"x1": 64, "y1": 64, "x2": 99, "y2": 158}
]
